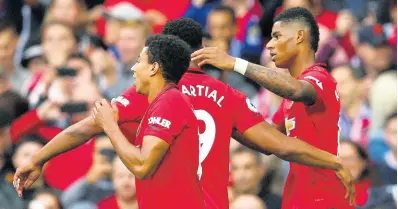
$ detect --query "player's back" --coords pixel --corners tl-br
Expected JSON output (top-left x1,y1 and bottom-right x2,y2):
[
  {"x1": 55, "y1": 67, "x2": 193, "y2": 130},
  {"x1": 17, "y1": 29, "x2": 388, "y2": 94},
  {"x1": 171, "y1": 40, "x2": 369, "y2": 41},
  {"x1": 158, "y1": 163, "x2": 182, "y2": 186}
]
[
  {"x1": 273, "y1": 64, "x2": 350, "y2": 208},
  {"x1": 136, "y1": 87, "x2": 204, "y2": 209},
  {"x1": 179, "y1": 68, "x2": 264, "y2": 209}
]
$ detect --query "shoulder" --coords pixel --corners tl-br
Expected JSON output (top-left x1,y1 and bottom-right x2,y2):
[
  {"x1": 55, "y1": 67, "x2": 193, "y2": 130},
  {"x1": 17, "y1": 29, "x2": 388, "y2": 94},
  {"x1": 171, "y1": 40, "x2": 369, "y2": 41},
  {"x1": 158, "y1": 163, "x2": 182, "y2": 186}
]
[{"x1": 300, "y1": 64, "x2": 337, "y2": 86}]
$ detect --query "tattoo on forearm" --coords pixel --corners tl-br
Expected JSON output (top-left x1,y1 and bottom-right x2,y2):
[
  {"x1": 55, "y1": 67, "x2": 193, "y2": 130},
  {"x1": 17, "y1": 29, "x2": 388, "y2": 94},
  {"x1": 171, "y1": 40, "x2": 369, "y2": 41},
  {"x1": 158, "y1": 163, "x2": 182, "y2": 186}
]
[
  {"x1": 244, "y1": 63, "x2": 317, "y2": 104},
  {"x1": 245, "y1": 63, "x2": 298, "y2": 99}
]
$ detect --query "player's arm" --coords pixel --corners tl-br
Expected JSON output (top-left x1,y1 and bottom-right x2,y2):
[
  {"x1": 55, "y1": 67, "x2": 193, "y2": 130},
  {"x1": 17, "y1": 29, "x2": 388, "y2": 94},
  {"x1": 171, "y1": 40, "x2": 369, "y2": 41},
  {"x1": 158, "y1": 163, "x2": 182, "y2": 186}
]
[
  {"x1": 31, "y1": 116, "x2": 102, "y2": 165},
  {"x1": 102, "y1": 125, "x2": 169, "y2": 180},
  {"x1": 191, "y1": 47, "x2": 317, "y2": 105},
  {"x1": 242, "y1": 121, "x2": 342, "y2": 169}
]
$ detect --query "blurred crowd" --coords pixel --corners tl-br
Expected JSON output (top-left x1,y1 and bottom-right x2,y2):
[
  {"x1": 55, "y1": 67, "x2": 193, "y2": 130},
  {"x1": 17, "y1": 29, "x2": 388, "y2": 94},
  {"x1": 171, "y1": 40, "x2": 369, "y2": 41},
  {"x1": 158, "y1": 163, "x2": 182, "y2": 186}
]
[{"x1": 0, "y1": 0, "x2": 396, "y2": 209}]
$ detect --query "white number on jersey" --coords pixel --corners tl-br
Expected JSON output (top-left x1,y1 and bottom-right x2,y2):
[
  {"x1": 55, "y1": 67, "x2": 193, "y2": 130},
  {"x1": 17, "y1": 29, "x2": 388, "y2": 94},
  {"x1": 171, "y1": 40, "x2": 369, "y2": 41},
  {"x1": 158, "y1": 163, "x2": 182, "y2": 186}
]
[{"x1": 194, "y1": 109, "x2": 216, "y2": 179}]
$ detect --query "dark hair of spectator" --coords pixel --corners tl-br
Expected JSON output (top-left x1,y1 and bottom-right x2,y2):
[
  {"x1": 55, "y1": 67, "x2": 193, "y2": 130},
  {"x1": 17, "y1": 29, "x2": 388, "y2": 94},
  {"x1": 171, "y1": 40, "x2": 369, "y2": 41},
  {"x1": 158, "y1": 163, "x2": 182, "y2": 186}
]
[
  {"x1": 384, "y1": 112, "x2": 397, "y2": 127},
  {"x1": 12, "y1": 135, "x2": 47, "y2": 154},
  {"x1": 231, "y1": 146, "x2": 263, "y2": 166},
  {"x1": 162, "y1": 18, "x2": 203, "y2": 51},
  {"x1": 32, "y1": 188, "x2": 64, "y2": 209},
  {"x1": 0, "y1": 109, "x2": 12, "y2": 129},
  {"x1": 41, "y1": 21, "x2": 79, "y2": 43},
  {"x1": 340, "y1": 140, "x2": 372, "y2": 182},
  {"x1": 274, "y1": 7, "x2": 320, "y2": 52},
  {"x1": 145, "y1": 34, "x2": 191, "y2": 84},
  {"x1": 211, "y1": 5, "x2": 237, "y2": 24},
  {"x1": 67, "y1": 53, "x2": 92, "y2": 67},
  {"x1": 0, "y1": 17, "x2": 17, "y2": 34}
]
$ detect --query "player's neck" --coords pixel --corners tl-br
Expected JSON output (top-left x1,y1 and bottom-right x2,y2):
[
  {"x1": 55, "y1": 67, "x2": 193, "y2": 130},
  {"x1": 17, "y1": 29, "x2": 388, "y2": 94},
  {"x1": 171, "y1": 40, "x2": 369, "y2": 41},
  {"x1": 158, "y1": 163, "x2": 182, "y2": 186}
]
[
  {"x1": 289, "y1": 49, "x2": 316, "y2": 78},
  {"x1": 147, "y1": 77, "x2": 171, "y2": 103}
]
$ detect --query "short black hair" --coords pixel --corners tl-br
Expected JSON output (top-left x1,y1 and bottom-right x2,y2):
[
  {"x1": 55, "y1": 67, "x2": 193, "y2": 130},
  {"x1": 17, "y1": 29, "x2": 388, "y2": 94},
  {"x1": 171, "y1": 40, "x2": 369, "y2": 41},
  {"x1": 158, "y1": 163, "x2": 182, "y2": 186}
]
[
  {"x1": 0, "y1": 17, "x2": 17, "y2": 34},
  {"x1": 145, "y1": 34, "x2": 191, "y2": 84},
  {"x1": 162, "y1": 18, "x2": 203, "y2": 51},
  {"x1": 274, "y1": 7, "x2": 320, "y2": 52},
  {"x1": 211, "y1": 5, "x2": 236, "y2": 24}
]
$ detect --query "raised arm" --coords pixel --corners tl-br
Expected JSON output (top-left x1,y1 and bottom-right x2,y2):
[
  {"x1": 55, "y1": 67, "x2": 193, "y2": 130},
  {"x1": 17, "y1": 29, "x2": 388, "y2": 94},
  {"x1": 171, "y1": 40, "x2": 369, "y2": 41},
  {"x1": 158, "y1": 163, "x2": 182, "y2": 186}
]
[
  {"x1": 102, "y1": 125, "x2": 169, "y2": 180},
  {"x1": 91, "y1": 99, "x2": 170, "y2": 180},
  {"x1": 14, "y1": 116, "x2": 102, "y2": 197},
  {"x1": 191, "y1": 47, "x2": 317, "y2": 105}
]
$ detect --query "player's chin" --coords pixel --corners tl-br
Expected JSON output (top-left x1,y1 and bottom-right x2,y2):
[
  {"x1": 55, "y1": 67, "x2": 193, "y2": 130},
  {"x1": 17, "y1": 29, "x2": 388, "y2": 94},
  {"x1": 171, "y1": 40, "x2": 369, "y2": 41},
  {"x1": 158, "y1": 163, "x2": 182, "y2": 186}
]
[{"x1": 273, "y1": 59, "x2": 289, "y2": 69}]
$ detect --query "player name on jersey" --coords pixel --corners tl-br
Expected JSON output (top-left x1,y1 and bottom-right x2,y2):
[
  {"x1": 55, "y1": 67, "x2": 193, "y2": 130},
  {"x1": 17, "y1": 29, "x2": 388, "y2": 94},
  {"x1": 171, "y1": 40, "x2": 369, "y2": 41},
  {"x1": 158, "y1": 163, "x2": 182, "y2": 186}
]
[{"x1": 181, "y1": 85, "x2": 225, "y2": 107}]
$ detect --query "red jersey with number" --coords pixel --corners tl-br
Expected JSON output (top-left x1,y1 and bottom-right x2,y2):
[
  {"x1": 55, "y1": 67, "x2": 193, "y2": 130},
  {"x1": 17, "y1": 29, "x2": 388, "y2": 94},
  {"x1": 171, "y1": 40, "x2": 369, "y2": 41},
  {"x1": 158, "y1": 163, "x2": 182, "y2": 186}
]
[
  {"x1": 272, "y1": 63, "x2": 352, "y2": 209},
  {"x1": 134, "y1": 84, "x2": 204, "y2": 209},
  {"x1": 114, "y1": 68, "x2": 264, "y2": 209},
  {"x1": 179, "y1": 68, "x2": 264, "y2": 209}
]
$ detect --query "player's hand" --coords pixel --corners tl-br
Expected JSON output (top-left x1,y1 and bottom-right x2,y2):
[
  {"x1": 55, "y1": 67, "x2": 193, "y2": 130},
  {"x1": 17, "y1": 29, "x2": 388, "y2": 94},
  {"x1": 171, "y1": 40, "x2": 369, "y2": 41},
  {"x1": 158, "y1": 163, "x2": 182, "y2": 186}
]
[
  {"x1": 191, "y1": 47, "x2": 236, "y2": 71},
  {"x1": 13, "y1": 160, "x2": 43, "y2": 197},
  {"x1": 92, "y1": 98, "x2": 119, "y2": 130},
  {"x1": 335, "y1": 165, "x2": 356, "y2": 205}
]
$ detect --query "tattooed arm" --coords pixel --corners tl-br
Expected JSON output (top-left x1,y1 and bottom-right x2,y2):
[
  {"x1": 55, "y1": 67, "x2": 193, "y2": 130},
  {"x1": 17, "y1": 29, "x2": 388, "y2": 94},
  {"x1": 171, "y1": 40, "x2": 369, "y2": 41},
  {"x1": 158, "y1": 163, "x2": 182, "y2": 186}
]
[
  {"x1": 244, "y1": 63, "x2": 317, "y2": 105},
  {"x1": 191, "y1": 47, "x2": 317, "y2": 105}
]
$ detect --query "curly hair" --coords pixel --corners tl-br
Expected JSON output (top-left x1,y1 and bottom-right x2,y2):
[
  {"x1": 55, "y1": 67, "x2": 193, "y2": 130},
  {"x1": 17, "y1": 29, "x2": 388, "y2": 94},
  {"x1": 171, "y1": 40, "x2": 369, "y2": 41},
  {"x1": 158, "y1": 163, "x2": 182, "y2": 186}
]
[
  {"x1": 162, "y1": 18, "x2": 203, "y2": 51},
  {"x1": 145, "y1": 34, "x2": 191, "y2": 84},
  {"x1": 274, "y1": 7, "x2": 320, "y2": 52}
]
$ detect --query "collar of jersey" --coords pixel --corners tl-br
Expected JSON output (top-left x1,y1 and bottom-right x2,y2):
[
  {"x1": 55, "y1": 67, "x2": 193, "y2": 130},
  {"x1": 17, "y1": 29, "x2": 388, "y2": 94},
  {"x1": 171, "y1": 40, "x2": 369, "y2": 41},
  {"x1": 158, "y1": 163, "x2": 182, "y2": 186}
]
[{"x1": 187, "y1": 67, "x2": 205, "y2": 74}]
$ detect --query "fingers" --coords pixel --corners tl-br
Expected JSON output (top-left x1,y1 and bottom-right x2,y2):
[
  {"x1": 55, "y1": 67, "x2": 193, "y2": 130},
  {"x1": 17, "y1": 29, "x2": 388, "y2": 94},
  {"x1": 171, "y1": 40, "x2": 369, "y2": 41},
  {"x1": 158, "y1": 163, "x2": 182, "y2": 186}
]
[{"x1": 14, "y1": 175, "x2": 25, "y2": 197}]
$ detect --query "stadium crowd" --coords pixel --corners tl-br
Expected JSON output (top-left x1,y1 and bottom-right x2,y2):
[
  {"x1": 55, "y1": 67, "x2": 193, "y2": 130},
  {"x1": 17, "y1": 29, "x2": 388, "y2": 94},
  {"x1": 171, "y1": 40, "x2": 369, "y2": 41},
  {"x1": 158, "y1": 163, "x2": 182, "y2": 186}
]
[{"x1": 0, "y1": 0, "x2": 396, "y2": 209}]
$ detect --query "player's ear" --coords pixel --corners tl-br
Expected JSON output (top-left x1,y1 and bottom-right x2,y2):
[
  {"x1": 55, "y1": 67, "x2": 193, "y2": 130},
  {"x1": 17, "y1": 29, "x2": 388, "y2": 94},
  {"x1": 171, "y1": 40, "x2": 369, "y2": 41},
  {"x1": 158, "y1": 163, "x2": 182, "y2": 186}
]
[
  {"x1": 296, "y1": 30, "x2": 305, "y2": 45},
  {"x1": 149, "y1": 62, "x2": 160, "y2": 77}
]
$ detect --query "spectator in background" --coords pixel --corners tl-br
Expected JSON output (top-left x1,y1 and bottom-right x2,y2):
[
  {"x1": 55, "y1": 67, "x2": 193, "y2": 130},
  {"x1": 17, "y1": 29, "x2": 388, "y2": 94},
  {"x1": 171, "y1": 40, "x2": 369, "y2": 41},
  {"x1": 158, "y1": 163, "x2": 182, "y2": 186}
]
[
  {"x1": 354, "y1": 24, "x2": 394, "y2": 78},
  {"x1": 11, "y1": 135, "x2": 51, "y2": 206},
  {"x1": 41, "y1": 21, "x2": 78, "y2": 68},
  {"x1": 102, "y1": 2, "x2": 144, "y2": 47},
  {"x1": 372, "y1": 113, "x2": 397, "y2": 186},
  {"x1": 331, "y1": 65, "x2": 371, "y2": 147},
  {"x1": 97, "y1": 157, "x2": 138, "y2": 209},
  {"x1": 92, "y1": 19, "x2": 151, "y2": 99},
  {"x1": 0, "y1": 68, "x2": 29, "y2": 119},
  {"x1": 231, "y1": 146, "x2": 281, "y2": 209},
  {"x1": 44, "y1": 0, "x2": 89, "y2": 37},
  {"x1": 0, "y1": 17, "x2": 30, "y2": 93},
  {"x1": 19, "y1": 42, "x2": 47, "y2": 101},
  {"x1": 61, "y1": 134, "x2": 115, "y2": 209},
  {"x1": 339, "y1": 140, "x2": 379, "y2": 207},
  {"x1": 28, "y1": 188, "x2": 63, "y2": 209},
  {"x1": 231, "y1": 194, "x2": 267, "y2": 209},
  {"x1": 369, "y1": 70, "x2": 397, "y2": 134},
  {"x1": 0, "y1": 109, "x2": 23, "y2": 209},
  {"x1": 206, "y1": 5, "x2": 259, "y2": 98}
]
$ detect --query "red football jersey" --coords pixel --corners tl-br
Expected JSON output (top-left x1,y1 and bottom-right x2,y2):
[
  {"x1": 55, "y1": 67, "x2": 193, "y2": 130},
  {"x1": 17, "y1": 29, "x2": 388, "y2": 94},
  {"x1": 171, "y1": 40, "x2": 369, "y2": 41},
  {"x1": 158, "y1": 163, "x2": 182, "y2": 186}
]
[
  {"x1": 272, "y1": 63, "x2": 352, "y2": 209},
  {"x1": 114, "y1": 68, "x2": 264, "y2": 209},
  {"x1": 179, "y1": 68, "x2": 264, "y2": 209},
  {"x1": 135, "y1": 84, "x2": 204, "y2": 209}
]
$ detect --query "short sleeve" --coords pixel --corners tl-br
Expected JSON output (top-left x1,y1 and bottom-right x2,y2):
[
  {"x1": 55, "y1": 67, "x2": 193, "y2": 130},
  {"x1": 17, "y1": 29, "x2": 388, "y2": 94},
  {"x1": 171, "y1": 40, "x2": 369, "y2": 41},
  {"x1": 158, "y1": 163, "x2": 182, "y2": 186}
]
[
  {"x1": 272, "y1": 102, "x2": 284, "y2": 126},
  {"x1": 143, "y1": 98, "x2": 186, "y2": 145},
  {"x1": 113, "y1": 86, "x2": 149, "y2": 123},
  {"x1": 299, "y1": 70, "x2": 327, "y2": 107},
  {"x1": 232, "y1": 89, "x2": 264, "y2": 134}
]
